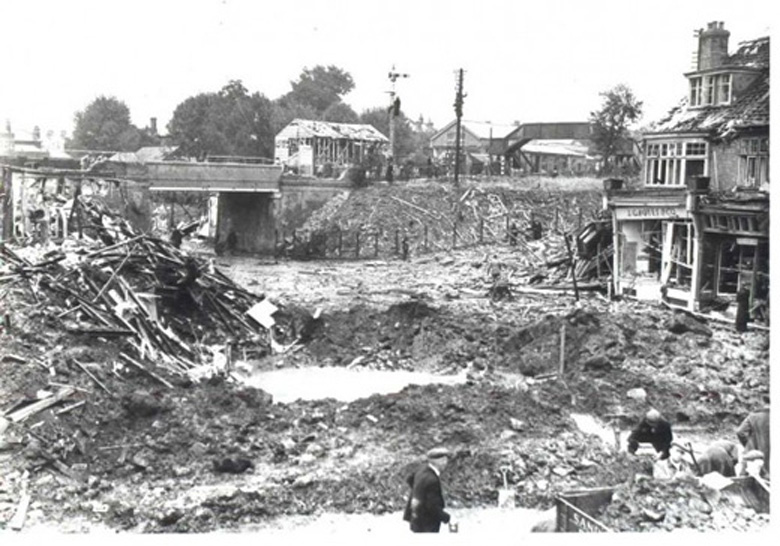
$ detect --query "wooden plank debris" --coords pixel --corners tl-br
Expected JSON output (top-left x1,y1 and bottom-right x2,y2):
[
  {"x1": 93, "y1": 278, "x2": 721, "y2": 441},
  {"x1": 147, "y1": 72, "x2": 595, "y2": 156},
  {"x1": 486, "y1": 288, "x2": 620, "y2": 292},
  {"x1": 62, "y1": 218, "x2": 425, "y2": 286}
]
[
  {"x1": 71, "y1": 359, "x2": 112, "y2": 396},
  {"x1": 6, "y1": 387, "x2": 76, "y2": 423}
]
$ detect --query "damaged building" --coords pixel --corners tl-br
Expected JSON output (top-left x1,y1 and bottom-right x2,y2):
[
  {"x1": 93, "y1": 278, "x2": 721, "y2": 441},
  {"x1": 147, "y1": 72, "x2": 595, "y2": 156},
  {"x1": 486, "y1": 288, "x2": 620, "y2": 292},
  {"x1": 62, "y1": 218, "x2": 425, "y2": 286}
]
[
  {"x1": 605, "y1": 21, "x2": 769, "y2": 323},
  {"x1": 274, "y1": 119, "x2": 388, "y2": 177}
]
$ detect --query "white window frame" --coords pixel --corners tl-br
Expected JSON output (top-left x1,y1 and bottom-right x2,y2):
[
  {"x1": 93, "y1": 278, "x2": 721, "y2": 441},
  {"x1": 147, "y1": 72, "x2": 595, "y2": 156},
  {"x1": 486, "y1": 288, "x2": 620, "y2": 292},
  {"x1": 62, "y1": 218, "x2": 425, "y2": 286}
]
[
  {"x1": 644, "y1": 139, "x2": 708, "y2": 187},
  {"x1": 718, "y1": 74, "x2": 732, "y2": 105},
  {"x1": 738, "y1": 137, "x2": 770, "y2": 187},
  {"x1": 690, "y1": 77, "x2": 702, "y2": 107},
  {"x1": 688, "y1": 73, "x2": 732, "y2": 107}
]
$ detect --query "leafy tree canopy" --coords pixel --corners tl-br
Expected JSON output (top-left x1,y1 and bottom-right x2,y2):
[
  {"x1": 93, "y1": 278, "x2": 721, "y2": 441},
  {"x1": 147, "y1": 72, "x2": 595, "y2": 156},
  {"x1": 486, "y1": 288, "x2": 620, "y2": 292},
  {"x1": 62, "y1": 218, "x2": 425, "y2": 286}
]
[
  {"x1": 168, "y1": 80, "x2": 275, "y2": 159},
  {"x1": 281, "y1": 65, "x2": 355, "y2": 116},
  {"x1": 70, "y1": 96, "x2": 154, "y2": 151},
  {"x1": 589, "y1": 84, "x2": 643, "y2": 167},
  {"x1": 321, "y1": 101, "x2": 360, "y2": 124}
]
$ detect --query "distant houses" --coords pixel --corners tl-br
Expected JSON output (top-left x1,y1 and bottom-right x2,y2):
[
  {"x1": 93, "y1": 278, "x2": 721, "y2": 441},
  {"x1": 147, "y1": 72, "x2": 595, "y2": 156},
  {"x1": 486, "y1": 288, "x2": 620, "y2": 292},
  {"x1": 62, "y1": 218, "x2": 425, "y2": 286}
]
[{"x1": 430, "y1": 120, "x2": 638, "y2": 176}]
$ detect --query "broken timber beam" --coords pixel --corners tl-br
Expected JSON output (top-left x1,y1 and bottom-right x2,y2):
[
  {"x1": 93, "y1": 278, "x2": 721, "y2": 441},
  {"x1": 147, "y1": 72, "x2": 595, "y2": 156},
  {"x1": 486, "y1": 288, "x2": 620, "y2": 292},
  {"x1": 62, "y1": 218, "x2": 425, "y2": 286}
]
[
  {"x1": 71, "y1": 359, "x2": 112, "y2": 395},
  {"x1": 119, "y1": 353, "x2": 174, "y2": 389},
  {"x1": 5, "y1": 387, "x2": 76, "y2": 423}
]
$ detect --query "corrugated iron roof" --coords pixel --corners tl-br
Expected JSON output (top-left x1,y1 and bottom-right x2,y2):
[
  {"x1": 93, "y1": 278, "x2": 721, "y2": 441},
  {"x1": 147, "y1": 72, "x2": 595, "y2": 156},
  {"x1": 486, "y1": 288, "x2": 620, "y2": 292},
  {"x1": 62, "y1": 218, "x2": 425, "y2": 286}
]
[{"x1": 275, "y1": 119, "x2": 388, "y2": 142}]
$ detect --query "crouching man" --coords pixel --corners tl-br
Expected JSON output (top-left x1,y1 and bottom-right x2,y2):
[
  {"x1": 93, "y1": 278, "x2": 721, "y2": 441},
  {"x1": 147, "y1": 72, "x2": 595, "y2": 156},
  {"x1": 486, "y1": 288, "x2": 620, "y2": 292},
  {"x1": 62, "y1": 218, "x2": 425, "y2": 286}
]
[
  {"x1": 628, "y1": 409, "x2": 673, "y2": 460},
  {"x1": 403, "y1": 447, "x2": 454, "y2": 533}
]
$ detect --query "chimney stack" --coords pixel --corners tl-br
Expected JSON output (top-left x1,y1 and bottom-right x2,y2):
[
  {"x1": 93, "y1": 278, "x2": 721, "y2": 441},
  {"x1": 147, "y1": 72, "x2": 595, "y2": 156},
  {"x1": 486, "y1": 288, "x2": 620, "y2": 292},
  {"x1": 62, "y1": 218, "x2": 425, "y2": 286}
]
[
  {"x1": 698, "y1": 21, "x2": 730, "y2": 70},
  {"x1": 150, "y1": 117, "x2": 158, "y2": 135}
]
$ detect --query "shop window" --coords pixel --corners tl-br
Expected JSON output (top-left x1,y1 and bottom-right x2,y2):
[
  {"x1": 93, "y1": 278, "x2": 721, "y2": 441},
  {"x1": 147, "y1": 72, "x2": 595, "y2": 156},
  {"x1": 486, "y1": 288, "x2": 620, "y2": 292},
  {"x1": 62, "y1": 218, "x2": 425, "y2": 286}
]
[
  {"x1": 640, "y1": 220, "x2": 662, "y2": 277},
  {"x1": 664, "y1": 222, "x2": 693, "y2": 289},
  {"x1": 717, "y1": 241, "x2": 756, "y2": 295}
]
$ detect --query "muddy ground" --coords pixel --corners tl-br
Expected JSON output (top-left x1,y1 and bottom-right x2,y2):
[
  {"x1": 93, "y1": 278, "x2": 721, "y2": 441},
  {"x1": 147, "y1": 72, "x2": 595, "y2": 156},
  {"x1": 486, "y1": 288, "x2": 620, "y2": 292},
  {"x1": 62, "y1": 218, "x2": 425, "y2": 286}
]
[
  {"x1": 1, "y1": 247, "x2": 769, "y2": 534},
  {"x1": 0, "y1": 181, "x2": 770, "y2": 535}
]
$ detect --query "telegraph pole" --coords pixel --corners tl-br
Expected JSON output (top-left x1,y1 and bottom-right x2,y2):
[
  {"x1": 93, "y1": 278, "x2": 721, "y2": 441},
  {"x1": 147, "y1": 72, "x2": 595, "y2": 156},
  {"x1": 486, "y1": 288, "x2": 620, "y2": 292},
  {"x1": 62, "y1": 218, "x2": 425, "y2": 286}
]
[
  {"x1": 387, "y1": 66, "x2": 409, "y2": 182},
  {"x1": 453, "y1": 69, "x2": 465, "y2": 186}
]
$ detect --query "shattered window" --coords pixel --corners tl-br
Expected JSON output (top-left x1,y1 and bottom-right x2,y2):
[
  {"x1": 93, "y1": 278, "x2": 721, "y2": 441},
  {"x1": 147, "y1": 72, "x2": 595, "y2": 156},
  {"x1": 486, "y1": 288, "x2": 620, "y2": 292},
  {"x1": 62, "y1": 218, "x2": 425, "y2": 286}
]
[
  {"x1": 717, "y1": 241, "x2": 756, "y2": 295},
  {"x1": 665, "y1": 222, "x2": 693, "y2": 289},
  {"x1": 704, "y1": 76, "x2": 716, "y2": 105},
  {"x1": 718, "y1": 74, "x2": 732, "y2": 104},
  {"x1": 645, "y1": 140, "x2": 708, "y2": 187},
  {"x1": 739, "y1": 137, "x2": 769, "y2": 187},
  {"x1": 690, "y1": 77, "x2": 702, "y2": 106}
]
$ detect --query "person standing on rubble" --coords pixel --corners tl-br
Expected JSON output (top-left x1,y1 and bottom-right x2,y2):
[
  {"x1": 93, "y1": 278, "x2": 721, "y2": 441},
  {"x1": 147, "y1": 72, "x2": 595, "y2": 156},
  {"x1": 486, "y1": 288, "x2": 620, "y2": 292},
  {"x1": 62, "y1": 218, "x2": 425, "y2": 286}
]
[
  {"x1": 627, "y1": 409, "x2": 673, "y2": 460},
  {"x1": 736, "y1": 406, "x2": 770, "y2": 476},
  {"x1": 403, "y1": 447, "x2": 454, "y2": 533}
]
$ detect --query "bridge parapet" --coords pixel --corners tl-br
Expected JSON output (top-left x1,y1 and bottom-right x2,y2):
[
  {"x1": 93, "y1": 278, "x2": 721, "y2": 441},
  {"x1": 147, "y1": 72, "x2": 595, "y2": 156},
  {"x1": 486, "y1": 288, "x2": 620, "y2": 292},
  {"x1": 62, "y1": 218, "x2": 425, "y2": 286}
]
[{"x1": 143, "y1": 161, "x2": 283, "y2": 192}]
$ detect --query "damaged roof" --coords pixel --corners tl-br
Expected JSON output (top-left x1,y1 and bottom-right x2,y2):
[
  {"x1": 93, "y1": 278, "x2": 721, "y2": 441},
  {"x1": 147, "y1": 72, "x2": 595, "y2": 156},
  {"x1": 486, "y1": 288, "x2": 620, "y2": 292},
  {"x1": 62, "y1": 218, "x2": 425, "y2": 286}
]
[
  {"x1": 647, "y1": 37, "x2": 770, "y2": 139},
  {"x1": 275, "y1": 119, "x2": 389, "y2": 142},
  {"x1": 725, "y1": 37, "x2": 770, "y2": 68}
]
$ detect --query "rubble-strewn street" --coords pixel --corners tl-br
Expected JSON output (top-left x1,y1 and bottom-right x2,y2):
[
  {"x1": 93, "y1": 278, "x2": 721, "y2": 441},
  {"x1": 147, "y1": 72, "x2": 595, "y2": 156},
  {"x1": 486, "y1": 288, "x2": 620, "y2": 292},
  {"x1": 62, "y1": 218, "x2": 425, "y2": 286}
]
[{"x1": 0, "y1": 178, "x2": 769, "y2": 534}]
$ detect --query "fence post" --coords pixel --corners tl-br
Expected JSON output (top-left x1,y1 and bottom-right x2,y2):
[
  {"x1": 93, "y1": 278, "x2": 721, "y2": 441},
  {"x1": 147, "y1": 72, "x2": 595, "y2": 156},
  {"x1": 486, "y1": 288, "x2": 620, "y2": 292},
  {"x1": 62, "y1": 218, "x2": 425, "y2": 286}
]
[
  {"x1": 375, "y1": 230, "x2": 379, "y2": 257},
  {"x1": 355, "y1": 230, "x2": 360, "y2": 258},
  {"x1": 338, "y1": 228, "x2": 343, "y2": 258},
  {"x1": 479, "y1": 218, "x2": 484, "y2": 244}
]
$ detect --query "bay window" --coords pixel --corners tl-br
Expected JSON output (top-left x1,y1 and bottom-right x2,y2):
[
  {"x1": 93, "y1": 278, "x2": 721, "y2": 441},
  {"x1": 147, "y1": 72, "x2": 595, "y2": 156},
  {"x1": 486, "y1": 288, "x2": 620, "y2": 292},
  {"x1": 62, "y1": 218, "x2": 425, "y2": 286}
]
[{"x1": 645, "y1": 139, "x2": 707, "y2": 186}]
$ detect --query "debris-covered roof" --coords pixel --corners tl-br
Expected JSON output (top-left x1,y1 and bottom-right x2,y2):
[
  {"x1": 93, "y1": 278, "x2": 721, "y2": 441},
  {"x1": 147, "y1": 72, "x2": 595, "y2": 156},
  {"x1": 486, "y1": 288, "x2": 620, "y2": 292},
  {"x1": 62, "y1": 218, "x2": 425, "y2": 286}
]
[
  {"x1": 647, "y1": 36, "x2": 770, "y2": 139},
  {"x1": 647, "y1": 69, "x2": 769, "y2": 138},
  {"x1": 275, "y1": 119, "x2": 389, "y2": 143},
  {"x1": 724, "y1": 37, "x2": 770, "y2": 68}
]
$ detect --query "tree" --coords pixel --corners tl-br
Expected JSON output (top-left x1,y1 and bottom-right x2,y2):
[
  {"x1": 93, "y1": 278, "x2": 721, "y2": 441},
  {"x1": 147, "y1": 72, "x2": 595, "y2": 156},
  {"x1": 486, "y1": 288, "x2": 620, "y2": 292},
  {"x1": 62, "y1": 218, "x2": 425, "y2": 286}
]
[
  {"x1": 360, "y1": 106, "x2": 415, "y2": 160},
  {"x1": 321, "y1": 101, "x2": 359, "y2": 124},
  {"x1": 589, "y1": 84, "x2": 643, "y2": 171},
  {"x1": 281, "y1": 65, "x2": 355, "y2": 116},
  {"x1": 167, "y1": 80, "x2": 276, "y2": 159},
  {"x1": 70, "y1": 96, "x2": 145, "y2": 151}
]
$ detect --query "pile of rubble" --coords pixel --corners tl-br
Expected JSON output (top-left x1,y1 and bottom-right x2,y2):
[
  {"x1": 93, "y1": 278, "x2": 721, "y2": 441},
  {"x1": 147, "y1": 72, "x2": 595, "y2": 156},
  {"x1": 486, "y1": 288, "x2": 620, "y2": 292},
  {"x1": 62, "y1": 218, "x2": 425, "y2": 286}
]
[
  {"x1": 597, "y1": 475, "x2": 769, "y2": 531},
  {"x1": 1, "y1": 196, "x2": 310, "y2": 381},
  {"x1": 281, "y1": 183, "x2": 610, "y2": 287}
]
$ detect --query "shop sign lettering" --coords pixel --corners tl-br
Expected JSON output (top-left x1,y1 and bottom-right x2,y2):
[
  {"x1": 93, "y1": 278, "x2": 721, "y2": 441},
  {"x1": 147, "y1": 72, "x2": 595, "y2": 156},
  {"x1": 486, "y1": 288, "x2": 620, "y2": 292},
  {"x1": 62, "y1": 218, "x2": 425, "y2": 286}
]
[{"x1": 616, "y1": 207, "x2": 685, "y2": 220}]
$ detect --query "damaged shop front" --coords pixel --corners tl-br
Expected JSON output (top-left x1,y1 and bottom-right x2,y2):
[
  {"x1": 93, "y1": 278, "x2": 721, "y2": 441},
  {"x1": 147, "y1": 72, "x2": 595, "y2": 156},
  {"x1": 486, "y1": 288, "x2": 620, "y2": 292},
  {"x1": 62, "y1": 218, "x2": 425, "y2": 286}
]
[
  {"x1": 607, "y1": 185, "x2": 694, "y2": 306},
  {"x1": 606, "y1": 180, "x2": 768, "y2": 322},
  {"x1": 695, "y1": 192, "x2": 769, "y2": 323}
]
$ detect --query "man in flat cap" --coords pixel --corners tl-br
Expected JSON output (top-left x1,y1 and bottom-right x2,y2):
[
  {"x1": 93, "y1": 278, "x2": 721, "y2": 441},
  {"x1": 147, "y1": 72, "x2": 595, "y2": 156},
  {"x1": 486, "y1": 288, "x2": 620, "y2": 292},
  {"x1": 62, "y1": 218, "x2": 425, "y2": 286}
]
[
  {"x1": 403, "y1": 447, "x2": 453, "y2": 533},
  {"x1": 627, "y1": 409, "x2": 673, "y2": 460}
]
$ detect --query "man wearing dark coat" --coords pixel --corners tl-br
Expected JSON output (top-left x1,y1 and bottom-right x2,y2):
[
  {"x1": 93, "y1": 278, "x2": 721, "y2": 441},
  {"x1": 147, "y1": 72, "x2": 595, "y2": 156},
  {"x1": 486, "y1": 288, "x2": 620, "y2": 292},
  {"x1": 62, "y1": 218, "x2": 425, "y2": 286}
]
[
  {"x1": 403, "y1": 447, "x2": 453, "y2": 533},
  {"x1": 627, "y1": 409, "x2": 673, "y2": 460},
  {"x1": 736, "y1": 407, "x2": 770, "y2": 475}
]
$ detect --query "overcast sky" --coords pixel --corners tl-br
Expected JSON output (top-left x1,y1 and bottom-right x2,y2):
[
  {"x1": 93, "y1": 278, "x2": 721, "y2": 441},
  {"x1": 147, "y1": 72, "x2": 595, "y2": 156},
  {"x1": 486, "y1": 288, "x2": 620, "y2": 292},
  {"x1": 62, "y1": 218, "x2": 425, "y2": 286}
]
[{"x1": 1, "y1": 0, "x2": 773, "y2": 138}]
